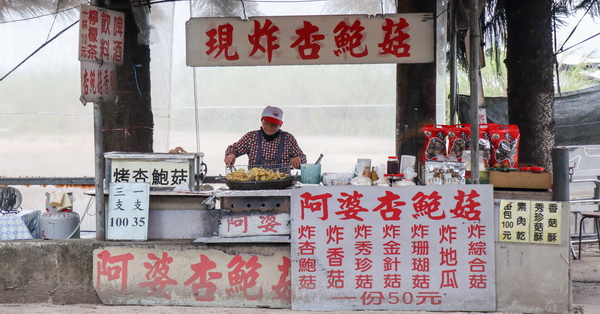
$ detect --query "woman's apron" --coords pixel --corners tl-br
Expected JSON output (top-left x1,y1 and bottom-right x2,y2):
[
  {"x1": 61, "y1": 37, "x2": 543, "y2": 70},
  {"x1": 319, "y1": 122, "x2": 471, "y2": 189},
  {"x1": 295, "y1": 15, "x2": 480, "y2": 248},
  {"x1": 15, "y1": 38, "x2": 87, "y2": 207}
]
[{"x1": 255, "y1": 132, "x2": 286, "y2": 170}]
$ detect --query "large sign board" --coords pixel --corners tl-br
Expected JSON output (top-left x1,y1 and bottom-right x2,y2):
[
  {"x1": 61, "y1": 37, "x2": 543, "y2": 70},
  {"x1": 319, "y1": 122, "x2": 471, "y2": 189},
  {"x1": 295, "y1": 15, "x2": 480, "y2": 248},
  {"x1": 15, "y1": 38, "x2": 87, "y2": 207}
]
[
  {"x1": 290, "y1": 185, "x2": 496, "y2": 312},
  {"x1": 186, "y1": 13, "x2": 434, "y2": 67}
]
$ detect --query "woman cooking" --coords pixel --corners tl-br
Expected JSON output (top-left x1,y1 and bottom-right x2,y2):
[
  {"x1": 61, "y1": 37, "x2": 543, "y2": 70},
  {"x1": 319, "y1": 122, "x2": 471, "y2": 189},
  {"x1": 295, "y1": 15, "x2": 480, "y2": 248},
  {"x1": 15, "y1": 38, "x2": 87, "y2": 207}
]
[{"x1": 224, "y1": 106, "x2": 307, "y2": 169}]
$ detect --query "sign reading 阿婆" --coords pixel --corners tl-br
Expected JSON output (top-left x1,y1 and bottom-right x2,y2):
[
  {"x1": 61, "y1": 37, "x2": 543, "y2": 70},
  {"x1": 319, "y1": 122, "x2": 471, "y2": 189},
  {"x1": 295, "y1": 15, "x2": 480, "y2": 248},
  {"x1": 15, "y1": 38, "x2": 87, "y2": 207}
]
[
  {"x1": 291, "y1": 185, "x2": 496, "y2": 312},
  {"x1": 498, "y1": 199, "x2": 562, "y2": 244},
  {"x1": 79, "y1": 4, "x2": 125, "y2": 64},
  {"x1": 219, "y1": 212, "x2": 291, "y2": 237},
  {"x1": 186, "y1": 13, "x2": 434, "y2": 67},
  {"x1": 107, "y1": 182, "x2": 149, "y2": 241}
]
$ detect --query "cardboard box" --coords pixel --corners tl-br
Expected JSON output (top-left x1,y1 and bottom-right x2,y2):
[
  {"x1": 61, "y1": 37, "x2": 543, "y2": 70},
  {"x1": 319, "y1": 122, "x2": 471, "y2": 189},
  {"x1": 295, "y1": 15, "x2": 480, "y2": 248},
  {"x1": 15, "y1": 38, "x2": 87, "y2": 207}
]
[{"x1": 489, "y1": 170, "x2": 552, "y2": 190}]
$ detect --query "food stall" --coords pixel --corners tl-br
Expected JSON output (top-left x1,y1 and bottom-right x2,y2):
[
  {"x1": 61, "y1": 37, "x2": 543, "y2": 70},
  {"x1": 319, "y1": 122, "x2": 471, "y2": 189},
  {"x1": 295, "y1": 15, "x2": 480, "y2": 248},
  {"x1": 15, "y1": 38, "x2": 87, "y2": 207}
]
[{"x1": 90, "y1": 5, "x2": 569, "y2": 314}]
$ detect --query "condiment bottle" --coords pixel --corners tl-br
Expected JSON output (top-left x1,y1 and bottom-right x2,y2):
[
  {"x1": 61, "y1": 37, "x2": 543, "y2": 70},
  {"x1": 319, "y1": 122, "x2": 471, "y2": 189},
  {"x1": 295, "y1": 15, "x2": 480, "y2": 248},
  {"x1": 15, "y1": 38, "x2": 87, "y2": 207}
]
[
  {"x1": 370, "y1": 166, "x2": 379, "y2": 182},
  {"x1": 387, "y1": 156, "x2": 400, "y2": 174},
  {"x1": 383, "y1": 173, "x2": 393, "y2": 186},
  {"x1": 391, "y1": 173, "x2": 404, "y2": 185},
  {"x1": 363, "y1": 166, "x2": 371, "y2": 178}
]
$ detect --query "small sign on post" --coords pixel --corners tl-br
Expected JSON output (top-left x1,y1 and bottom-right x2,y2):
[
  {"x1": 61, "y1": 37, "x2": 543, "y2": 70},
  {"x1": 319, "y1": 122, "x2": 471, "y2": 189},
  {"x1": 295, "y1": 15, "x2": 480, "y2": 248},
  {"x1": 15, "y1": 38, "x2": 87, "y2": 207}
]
[
  {"x1": 107, "y1": 182, "x2": 150, "y2": 241},
  {"x1": 78, "y1": 4, "x2": 125, "y2": 105}
]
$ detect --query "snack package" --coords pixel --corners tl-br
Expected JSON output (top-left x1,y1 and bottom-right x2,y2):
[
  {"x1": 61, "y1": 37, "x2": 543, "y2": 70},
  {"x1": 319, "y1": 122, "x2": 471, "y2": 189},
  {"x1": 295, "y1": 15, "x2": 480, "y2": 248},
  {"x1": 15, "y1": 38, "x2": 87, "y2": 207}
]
[
  {"x1": 447, "y1": 124, "x2": 470, "y2": 161},
  {"x1": 422, "y1": 125, "x2": 448, "y2": 163},
  {"x1": 478, "y1": 123, "x2": 497, "y2": 168},
  {"x1": 490, "y1": 125, "x2": 520, "y2": 168},
  {"x1": 444, "y1": 161, "x2": 466, "y2": 185},
  {"x1": 424, "y1": 161, "x2": 445, "y2": 185}
]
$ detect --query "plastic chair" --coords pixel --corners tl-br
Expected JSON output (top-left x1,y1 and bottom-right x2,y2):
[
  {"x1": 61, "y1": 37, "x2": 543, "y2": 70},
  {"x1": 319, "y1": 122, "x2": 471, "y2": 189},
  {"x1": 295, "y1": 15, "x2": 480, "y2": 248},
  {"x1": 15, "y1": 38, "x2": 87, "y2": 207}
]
[{"x1": 569, "y1": 174, "x2": 600, "y2": 259}]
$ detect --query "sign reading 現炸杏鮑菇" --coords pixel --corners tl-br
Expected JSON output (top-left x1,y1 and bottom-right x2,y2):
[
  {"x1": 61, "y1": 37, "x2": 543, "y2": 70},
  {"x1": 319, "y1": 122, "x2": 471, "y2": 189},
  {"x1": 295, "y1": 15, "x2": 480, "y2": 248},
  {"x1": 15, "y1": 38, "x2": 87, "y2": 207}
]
[{"x1": 186, "y1": 13, "x2": 434, "y2": 67}]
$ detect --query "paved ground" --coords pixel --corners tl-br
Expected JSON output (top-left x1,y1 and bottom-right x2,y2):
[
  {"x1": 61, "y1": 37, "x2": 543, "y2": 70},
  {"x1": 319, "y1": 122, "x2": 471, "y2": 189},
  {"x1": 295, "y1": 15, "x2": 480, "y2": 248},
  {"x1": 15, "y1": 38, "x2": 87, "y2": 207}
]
[{"x1": 1, "y1": 244, "x2": 599, "y2": 314}]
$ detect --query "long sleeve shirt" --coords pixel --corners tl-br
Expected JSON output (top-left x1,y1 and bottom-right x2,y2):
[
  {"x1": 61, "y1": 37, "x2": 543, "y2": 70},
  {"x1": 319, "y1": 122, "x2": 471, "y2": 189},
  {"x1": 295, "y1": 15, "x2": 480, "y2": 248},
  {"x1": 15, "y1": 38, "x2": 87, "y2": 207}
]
[{"x1": 225, "y1": 129, "x2": 307, "y2": 166}]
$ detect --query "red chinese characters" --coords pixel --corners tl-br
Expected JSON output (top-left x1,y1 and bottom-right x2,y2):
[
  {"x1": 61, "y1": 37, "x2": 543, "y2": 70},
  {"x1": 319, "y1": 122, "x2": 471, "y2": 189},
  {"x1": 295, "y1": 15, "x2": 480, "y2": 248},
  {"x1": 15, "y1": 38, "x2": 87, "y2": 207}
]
[
  {"x1": 291, "y1": 21, "x2": 324, "y2": 59},
  {"x1": 79, "y1": 5, "x2": 124, "y2": 63},
  {"x1": 139, "y1": 251, "x2": 178, "y2": 300},
  {"x1": 96, "y1": 250, "x2": 135, "y2": 293},
  {"x1": 184, "y1": 254, "x2": 222, "y2": 301},
  {"x1": 379, "y1": 17, "x2": 411, "y2": 57},
  {"x1": 248, "y1": 19, "x2": 280, "y2": 63},
  {"x1": 227, "y1": 255, "x2": 263, "y2": 300},
  {"x1": 333, "y1": 20, "x2": 368, "y2": 58},
  {"x1": 205, "y1": 23, "x2": 240, "y2": 61}
]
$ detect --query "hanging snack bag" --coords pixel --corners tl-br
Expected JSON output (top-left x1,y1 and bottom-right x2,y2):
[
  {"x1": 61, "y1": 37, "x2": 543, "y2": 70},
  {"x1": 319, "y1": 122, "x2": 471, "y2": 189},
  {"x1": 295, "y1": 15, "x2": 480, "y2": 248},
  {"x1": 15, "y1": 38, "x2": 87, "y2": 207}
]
[
  {"x1": 490, "y1": 125, "x2": 520, "y2": 168},
  {"x1": 447, "y1": 124, "x2": 470, "y2": 161},
  {"x1": 422, "y1": 125, "x2": 448, "y2": 163},
  {"x1": 478, "y1": 123, "x2": 497, "y2": 168}
]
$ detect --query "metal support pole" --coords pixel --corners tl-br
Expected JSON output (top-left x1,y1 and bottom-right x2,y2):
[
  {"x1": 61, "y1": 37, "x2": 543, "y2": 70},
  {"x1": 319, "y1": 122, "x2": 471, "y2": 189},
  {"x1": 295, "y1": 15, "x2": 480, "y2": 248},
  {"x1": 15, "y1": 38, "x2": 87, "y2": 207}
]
[
  {"x1": 469, "y1": 0, "x2": 480, "y2": 184},
  {"x1": 449, "y1": 0, "x2": 458, "y2": 125},
  {"x1": 552, "y1": 147, "x2": 570, "y2": 202},
  {"x1": 94, "y1": 102, "x2": 105, "y2": 240}
]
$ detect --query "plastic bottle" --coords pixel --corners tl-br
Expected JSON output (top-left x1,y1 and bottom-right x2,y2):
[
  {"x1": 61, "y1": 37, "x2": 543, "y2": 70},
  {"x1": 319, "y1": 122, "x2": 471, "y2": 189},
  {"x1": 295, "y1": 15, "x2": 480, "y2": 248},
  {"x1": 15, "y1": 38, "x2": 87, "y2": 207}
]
[
  {"x1": 363, "y1": 166, "x2": 371, "y2": 179},
  {"x1": 387, "y1": 156, "x2": 400, "y2": 174}
]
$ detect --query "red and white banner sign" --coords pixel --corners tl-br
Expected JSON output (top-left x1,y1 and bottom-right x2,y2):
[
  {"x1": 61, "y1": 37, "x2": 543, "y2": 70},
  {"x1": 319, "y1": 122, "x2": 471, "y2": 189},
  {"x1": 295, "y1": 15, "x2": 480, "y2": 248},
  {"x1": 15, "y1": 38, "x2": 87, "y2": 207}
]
[
  {"x1": 291, "y1": 185, "x2": 496, "y2": 312},
  {"x1": 186, "y1": 13, "x2": 434, "y2": 67},
  {"x1": 79, "y1": 4, "x2": 125, "y2": 64}
]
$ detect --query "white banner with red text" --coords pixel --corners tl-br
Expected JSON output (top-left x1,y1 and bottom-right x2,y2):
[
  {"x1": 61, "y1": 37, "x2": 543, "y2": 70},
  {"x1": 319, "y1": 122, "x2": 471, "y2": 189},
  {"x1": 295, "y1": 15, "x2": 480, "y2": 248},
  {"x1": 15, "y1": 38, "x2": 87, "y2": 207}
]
[{"x1": 186, "y1": 13, "x2": 434, "y2": 67}]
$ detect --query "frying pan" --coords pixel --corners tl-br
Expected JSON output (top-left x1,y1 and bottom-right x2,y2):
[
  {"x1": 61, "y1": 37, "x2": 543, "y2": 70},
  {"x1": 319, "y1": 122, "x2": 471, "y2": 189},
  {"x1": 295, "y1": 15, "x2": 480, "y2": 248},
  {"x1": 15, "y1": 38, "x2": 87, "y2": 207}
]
[{"x1": 224, "y1": 177, "x2": 295, "y2": 190}]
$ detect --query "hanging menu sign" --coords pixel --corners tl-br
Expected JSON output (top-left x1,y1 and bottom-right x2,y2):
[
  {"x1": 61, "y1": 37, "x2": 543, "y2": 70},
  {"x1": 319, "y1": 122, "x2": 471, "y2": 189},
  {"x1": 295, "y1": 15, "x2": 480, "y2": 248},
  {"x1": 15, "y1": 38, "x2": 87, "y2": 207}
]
[{"x1": 78, "y1": 4, "x2": 125, "y2": 64}]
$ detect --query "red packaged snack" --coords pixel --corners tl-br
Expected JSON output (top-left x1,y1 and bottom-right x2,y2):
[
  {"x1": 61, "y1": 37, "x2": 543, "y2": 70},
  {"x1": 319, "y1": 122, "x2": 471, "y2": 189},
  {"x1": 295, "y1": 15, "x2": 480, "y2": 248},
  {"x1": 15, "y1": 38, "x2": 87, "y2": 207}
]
[
  {"x1": 422, "y1": 125, "x2": 448, "y2": 162},
  {"x1": 478, "y1": 123, "x2": 497, "y2": 168},
  {"x1": 490, "y1": 125, "x2": 520, "y2": 168},
  {"x1": 447, "y1": 124, "x2": 470, "y2": 161}
]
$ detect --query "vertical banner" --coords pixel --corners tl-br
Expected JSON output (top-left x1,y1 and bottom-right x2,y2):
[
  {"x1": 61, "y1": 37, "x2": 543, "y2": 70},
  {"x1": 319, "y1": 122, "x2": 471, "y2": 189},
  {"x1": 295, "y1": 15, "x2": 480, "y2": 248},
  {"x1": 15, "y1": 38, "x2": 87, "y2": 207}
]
[
  {"x1": 107, "y1": 182, "x2": 150, "y2": 240},
  {"x1": 291, "y1": 185, "x2": 496, "y2": 312}
]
